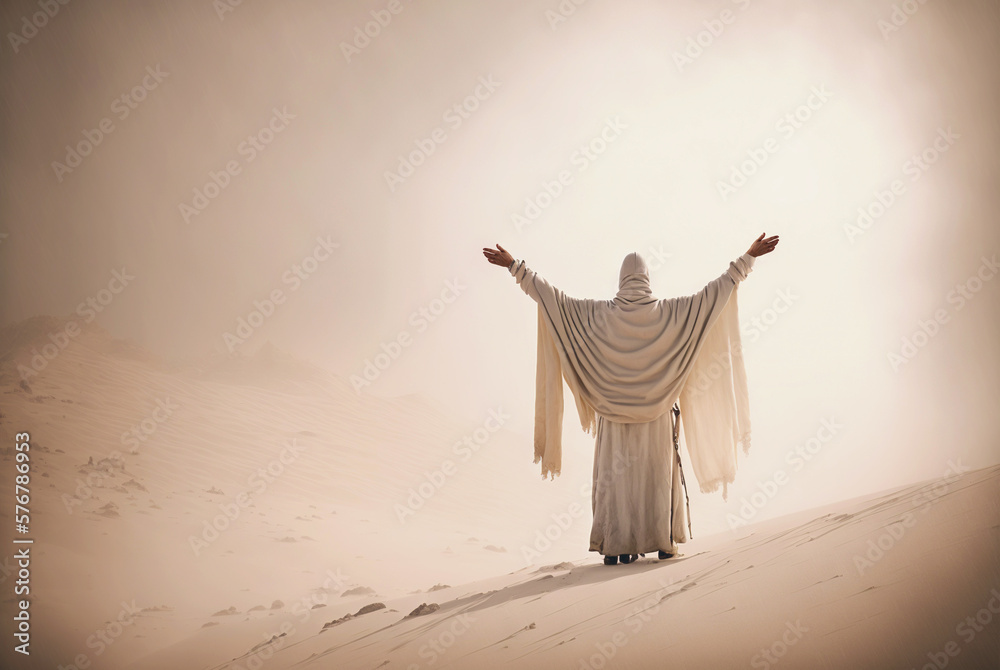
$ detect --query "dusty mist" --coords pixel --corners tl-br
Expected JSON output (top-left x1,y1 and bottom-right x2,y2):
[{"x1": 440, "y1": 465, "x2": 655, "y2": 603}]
[{"x1": 1, "y1": 0, "x2": 999, "y2": 668}]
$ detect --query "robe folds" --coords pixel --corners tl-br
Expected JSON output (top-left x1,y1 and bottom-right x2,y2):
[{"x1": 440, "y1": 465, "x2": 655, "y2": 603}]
[
  {"x1": 508, "y1": 252, "x2": 755, "y2": 504},
  {"x1": 589, "y1": 410, "x2": 689, "y2": 555}
]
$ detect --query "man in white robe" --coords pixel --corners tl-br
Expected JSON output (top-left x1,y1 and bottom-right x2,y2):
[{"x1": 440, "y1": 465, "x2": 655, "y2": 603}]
[{"x1": 483, "y1": 234, "x2": 779, "y2": 565}]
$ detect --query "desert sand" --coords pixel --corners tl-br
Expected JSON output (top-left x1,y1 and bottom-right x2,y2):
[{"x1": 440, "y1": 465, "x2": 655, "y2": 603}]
[{"x1": 0, "y1": 316, "x2": 997, "y2": 669}]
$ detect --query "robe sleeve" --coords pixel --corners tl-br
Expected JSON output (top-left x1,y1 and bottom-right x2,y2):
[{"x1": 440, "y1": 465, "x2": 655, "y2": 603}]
[
  {"x1": 508, "y1": 259, "x2": 565, "y2": 303},
  {"x1": 676, "y1": 252, "x2": 755, "y2": 305},
  {"x1": 677, "y1": 252, "x2": 756, "y2": 501},
  {"x1": 506, "y1": 258, "x2": 597, "y2": 479},
  {"x1": 728, "y1": 252, "x2": 756, "y2": 282},
  {"x1": 659, "y1": 253, "x2": 755, "y2": 372}
]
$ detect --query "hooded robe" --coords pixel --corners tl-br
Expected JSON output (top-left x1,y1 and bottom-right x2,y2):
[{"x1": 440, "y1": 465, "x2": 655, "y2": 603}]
[{"x1": 508, "y1": 251, "x2": 755, "y2": 554}]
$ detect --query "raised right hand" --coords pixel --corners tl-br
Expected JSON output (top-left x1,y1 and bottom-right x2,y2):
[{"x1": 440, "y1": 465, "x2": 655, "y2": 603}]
[{"x1": 747, "y1": 233, "x2": 779, "y2": 258}]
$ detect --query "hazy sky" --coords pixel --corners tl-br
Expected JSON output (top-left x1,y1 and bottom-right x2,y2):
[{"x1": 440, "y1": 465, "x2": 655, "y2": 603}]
[{"x1": 2, "y1": 0, "x2": 998, "y2": 526}]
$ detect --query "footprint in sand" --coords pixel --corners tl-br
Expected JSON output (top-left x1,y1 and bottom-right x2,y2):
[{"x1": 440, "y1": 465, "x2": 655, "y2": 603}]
[{"x1": 536, "y1": 562, "x2": 575, "y2": 573}]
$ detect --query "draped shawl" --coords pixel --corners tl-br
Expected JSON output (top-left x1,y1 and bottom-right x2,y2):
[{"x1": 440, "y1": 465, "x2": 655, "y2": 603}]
[{"x1": 509, "y1": 251, "x2": 755, "y2": 500}]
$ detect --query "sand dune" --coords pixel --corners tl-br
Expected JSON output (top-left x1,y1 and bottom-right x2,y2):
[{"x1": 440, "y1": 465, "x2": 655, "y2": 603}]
[
  {"x1": 115, "y1": 464, "x2": 998, "y2": 670},
  {"x1": 0, "y1": 316, "x2": 576, "y2": 668},
  {"x1": 0, "y1": 317, "x2": 997, "y2": 669}
]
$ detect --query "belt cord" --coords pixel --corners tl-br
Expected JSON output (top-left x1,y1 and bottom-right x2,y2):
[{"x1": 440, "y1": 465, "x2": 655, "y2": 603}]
[{"x1": 672, "y1": 402, "x2": 693, "y2": 539}]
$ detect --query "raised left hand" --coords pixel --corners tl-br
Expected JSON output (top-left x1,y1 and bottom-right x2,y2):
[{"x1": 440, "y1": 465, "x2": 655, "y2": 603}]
[{"x1": 483, "y1": 243, "x2": 514, "y2": 268}]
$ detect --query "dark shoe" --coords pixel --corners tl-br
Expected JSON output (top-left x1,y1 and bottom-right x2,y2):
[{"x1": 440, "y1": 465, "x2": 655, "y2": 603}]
[
  {"x1": 603, "y1": 555, "x2": 618, "y2": 566},
  {"x1": 658, "y1": 550, "x2": 674, "y2": 560},
  {"x1": 619, "y1": 554, "x2": 638, "y2": 564}
]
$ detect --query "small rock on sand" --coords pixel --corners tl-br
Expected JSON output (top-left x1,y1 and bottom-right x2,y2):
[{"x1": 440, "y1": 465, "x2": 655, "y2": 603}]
[
  {"x1": 321, "y1": 603, "x2": 385, "y2": 631},
  {"x1": 340, "y1": 586, "x2": 375, "y2": 598},
  {"x1": 407, "y1": 603, "x2": 440, "y2": 618},
  {"x1": 141, "y1": 605, "x2": 173, "y2": 613},
  {"x1": 95, "y1": 502, "x2": 120, "y2": 519}
]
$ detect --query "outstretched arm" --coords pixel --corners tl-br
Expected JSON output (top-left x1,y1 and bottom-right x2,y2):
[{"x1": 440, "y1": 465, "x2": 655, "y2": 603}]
[
  {"x1": 666, "y1": 232, "x2": 779, "y2": 319},
  {"x1": 483, "y1": 243, "x2": 567, "y2": 304}
]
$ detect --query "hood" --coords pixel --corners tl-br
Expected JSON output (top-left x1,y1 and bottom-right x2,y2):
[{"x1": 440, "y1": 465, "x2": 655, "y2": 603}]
[{"x1": 616, "y1": 251, "x2": 654, "y2": 304}]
